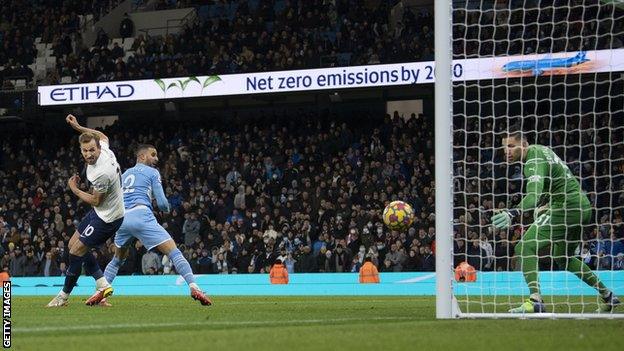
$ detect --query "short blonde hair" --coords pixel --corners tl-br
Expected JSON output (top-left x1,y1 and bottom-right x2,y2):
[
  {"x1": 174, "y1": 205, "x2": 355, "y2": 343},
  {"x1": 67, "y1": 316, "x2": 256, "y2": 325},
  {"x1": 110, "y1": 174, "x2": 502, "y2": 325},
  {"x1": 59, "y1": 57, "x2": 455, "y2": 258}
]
[{"x1": 78, "y1": 132, "x2": 100, "y2": 147}]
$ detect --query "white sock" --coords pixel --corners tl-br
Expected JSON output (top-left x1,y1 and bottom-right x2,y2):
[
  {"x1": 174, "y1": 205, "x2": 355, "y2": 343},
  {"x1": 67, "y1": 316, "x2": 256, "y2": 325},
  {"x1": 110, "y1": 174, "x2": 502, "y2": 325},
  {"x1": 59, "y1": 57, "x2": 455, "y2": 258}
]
[
  {"x1": 530, "y1": 293, "x2": 543, "y2": 302},
  {"x1": 96, "y1": 277, "x2": 110, "y2": 289},
  {"x1": 58, "y1": 290, "x2": 69, "y2": 299},
  {"x1": 189, "y1": 282, "x2": 200, "y2": 290}
]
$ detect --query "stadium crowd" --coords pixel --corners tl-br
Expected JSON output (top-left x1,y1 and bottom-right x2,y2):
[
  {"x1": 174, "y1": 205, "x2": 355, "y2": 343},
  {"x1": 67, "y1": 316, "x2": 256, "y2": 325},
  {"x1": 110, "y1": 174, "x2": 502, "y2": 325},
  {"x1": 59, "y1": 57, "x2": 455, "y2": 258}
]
[
  {"x1": 1, "y1": 0, "x2": 431, "y2": 85},
  {"x1": 2, "y1": 104, "x2": 622, "y2": 278},
  {"x1": 1, "y1": 0, "x2": 623, "y2": 279},
  {"x1": 3, "y1": 0, "x2": 624, "y2": 88},
  {"x1": 453, "y1": 0, "x2": 624, "y2": 58},
  {"x1": 0, "y1": 109, "x2": 439, "y2": 277}
]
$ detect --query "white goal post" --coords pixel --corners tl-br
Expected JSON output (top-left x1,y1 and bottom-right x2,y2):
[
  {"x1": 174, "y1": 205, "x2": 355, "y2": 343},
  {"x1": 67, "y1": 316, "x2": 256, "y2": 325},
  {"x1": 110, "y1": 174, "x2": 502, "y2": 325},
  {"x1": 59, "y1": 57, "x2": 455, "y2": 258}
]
[{"x1": 435, "y1": 0, "x2": 624, "y2": 319}]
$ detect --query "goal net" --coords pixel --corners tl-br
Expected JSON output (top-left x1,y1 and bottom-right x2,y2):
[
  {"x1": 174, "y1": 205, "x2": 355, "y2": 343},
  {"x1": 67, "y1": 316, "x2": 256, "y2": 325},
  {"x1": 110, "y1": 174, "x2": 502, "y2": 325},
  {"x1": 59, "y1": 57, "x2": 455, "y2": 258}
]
[{"x1": 444, "y1": 0, "x2": 624, "y2": 318}]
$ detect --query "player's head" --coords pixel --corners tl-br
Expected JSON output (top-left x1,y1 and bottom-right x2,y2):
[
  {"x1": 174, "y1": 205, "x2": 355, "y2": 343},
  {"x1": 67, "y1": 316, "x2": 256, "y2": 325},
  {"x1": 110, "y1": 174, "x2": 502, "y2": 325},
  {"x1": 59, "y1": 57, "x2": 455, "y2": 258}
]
[
  {"x1": 503, "y1": 123, "x2": 529, "y2": 162},
  {"x1": 136, "y1": 144, "x2": 158, "y2": 166},
  {"x1": 79, "y1": 132, "x2": 101, "y2": 165}
]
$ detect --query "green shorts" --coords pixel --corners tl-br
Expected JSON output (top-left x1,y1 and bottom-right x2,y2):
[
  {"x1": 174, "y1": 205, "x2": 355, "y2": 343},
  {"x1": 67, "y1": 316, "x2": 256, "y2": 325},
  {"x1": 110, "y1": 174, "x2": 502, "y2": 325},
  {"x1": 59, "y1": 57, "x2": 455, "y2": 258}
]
[{"x1": 520, "y1": 205, "x2": 592, "y2": 256}]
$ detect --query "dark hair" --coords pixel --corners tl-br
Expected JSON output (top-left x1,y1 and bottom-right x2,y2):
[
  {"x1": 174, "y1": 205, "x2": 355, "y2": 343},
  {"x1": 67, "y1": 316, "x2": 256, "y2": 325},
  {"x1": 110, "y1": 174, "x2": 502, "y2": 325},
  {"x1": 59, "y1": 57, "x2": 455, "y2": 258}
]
[
  {"x1": 136, "y1": 144, "x2": 156, "y2": 157},
  {"x1": 365, "y1": 256, "x2": 372, "y2": 262},
  {"x1": 507, "y1": 122, "x2": 526, "y2": 141},
  {"x1": 274, "y1": 259, "x2": 282, "y2": 265}
]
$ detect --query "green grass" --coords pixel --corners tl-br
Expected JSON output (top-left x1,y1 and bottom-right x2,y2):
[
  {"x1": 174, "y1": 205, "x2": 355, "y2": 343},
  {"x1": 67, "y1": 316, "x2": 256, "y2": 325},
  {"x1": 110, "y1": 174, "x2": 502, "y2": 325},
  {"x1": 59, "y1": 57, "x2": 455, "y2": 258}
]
[{"x1": 11, "y1": 296, "x2": 624, "y2": 351}]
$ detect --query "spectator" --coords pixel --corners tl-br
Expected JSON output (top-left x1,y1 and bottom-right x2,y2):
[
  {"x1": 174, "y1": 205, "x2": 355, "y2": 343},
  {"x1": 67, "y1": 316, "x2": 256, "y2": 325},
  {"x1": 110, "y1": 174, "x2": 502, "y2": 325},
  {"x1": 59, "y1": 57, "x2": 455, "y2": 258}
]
[
  {"x1": 142, "y1": 250, "x2": 161, "y2": 274},
  {"x1": 119, "y1": 13, "x2": 134, "y2": 38},
  {"x1": 40, "y1": 251, "x2": 61, "y2": 277},
  {"x1": 0, "y1": 267, "x2": 9, "y2": 283},
  {"x1": 358, "y1": 256, "x2": 380, "y2": 283},
  {"x1": 404, "y1": 249, "x2": 421, "y2": 272},
  {"x1": 333, "y1": 245, "x2": 350, "y2": 272},
  {"x1": 213, "y1": 252, "x2": 229, "y2": 274},
  {"x1": 385, "y1": 244, "x2": 402, "y2": 272},
  {"x1": 380, "y1": 258, "x2": 393, "y2": 272},
  {"x1": 269, "y1": 259, "x2": 289, "y2": 284},
  {"x1": 9, "y1": 247, "x2": 25, "y2": 277},
  {"x1": 284, "y1": 252, "x2": 296, "y2": 273},
  {"x1": 196, "y1": 250, "x2": 212, "y2": 274},
  {"x1": 183, "y1": 213, "x2": 200, "y2": 246},
  {"x1": 421, "y1": 246, "x2": 435, "y2": 272},
  {"x1": 24, "y1": 249, "x2": 39, "y2": 276},
  {"x1": 297, "y1": 246, "x2": 317, "y2": 273},
  {"x1": 614, "y1": 253, "x2": 624, "y2": 270}
]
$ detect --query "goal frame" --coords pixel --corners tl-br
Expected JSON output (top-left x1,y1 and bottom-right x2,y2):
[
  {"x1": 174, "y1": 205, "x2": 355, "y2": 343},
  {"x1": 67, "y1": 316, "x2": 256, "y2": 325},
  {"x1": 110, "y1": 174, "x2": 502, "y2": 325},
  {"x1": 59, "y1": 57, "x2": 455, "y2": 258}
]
[{"x1": 433, "y1": 0, "x2": 624, "y2": 320}]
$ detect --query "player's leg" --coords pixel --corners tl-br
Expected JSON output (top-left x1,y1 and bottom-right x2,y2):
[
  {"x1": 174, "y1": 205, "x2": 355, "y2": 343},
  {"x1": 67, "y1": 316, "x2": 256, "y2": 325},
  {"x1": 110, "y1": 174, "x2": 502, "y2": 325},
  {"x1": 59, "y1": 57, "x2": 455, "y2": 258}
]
[
  {"x1": 46, "y1": 231, "x2": 88, "y2": 307},
  {"x1": 508, "y1": 214, "x2": 551, "y2": 313},
  {"x1": 103, "y1": 215, "x2": 135, "y2": 284},
  {"x1": 157, "y1": 239, "x2": 211, "y2": 306},
  {"x1": 82, "y1": 250, "x2": 109, "y2": 288},
  {"x1": 103, "y1": 246, "x2": 130, "y2": 284},
  {"x1": 550, "y1": 208, "x2": 619, "y2": 312},
  {"x1": 82, "y1": 215, "x2": 124, "y2": 305}
]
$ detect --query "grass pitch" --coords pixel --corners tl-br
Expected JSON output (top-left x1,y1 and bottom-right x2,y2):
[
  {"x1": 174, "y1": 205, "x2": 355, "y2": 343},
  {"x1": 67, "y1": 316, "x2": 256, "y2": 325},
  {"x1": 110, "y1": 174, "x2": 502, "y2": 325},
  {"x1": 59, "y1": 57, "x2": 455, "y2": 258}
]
[{"x1": 12, "y1": 296, "x2": 624, "y2": 351}]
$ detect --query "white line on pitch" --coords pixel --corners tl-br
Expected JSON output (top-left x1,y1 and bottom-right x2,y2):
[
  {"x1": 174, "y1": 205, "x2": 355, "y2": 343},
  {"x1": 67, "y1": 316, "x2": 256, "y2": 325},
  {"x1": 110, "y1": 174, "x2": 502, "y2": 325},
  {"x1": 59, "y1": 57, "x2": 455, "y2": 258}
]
[{"x1": 14, "y1": 316, "x2": 418, "y2": 334}]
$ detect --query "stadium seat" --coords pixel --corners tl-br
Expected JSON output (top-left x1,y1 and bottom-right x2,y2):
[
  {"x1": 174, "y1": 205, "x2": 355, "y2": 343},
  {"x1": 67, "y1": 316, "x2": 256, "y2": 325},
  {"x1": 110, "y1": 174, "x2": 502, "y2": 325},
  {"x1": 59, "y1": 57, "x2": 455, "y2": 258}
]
[
  {"x1": 124, "y1": 51, "x2": 135, "y2": 61},
  {"x1": 45, "y1": 57, "x2": 56, "y2": 69},
  {"x1": 110, "y1": 38, "x2": 123, "y2": 49},
  {"x1": 122, "y1": 37, "x2": 135, "y2": 51},
  {"x1": 60, "y1": 76, "x2": 73, "y2": 84},
  {"x1": 13, "y1": 79, "x2": 26, "y2": 89}
]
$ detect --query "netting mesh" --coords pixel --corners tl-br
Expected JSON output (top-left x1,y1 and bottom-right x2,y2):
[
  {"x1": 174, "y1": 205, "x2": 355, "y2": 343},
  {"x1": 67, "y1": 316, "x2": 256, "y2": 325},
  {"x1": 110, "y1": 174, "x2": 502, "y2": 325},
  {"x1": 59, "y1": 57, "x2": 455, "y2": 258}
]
[{"x1": 451, "y1": 0, "x2": 624, "y2": 314}]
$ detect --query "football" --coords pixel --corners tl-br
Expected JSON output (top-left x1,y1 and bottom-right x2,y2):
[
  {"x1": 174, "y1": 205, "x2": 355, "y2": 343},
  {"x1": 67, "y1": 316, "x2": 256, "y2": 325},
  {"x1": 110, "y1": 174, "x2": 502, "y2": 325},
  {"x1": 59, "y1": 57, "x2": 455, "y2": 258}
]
[{"x1": 382, "y1": 200, "x2": 415, "y2": 231}]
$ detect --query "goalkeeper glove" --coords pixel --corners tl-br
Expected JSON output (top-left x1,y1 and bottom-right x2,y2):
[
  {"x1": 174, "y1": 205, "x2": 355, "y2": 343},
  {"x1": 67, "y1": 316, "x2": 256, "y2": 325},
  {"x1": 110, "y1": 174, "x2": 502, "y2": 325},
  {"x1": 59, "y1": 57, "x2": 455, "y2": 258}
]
[{"x1": 491, "y1": 209, "x2": 519, "y2": 229}]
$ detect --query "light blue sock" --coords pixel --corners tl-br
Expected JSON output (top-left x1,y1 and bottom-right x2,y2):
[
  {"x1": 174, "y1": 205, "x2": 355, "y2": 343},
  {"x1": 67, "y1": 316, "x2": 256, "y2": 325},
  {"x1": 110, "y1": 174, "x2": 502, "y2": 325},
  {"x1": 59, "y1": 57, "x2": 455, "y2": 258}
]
[
  {"x1": 169, "y1": 248, "x2": 196, "y2": 285},
  {"x1": 104, "y1": 256, "x2": 125, "y2": 284}
]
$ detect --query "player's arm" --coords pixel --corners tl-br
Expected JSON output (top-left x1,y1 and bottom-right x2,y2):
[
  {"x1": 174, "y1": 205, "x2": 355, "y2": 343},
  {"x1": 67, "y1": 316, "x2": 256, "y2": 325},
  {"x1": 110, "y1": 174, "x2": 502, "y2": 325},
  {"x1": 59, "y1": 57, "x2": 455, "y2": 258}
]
[
  {"x1": 68, "y1": 175, "x2": 105, "y2": 206},
  {"x1": 65, "y1": 114, "x2": 109, "y2": 144},
  {"x1": 152, "y1": 171, "x2": 171, "y2": 213},
  {"x1": 517, "y1": 159, "x2": 547, "y2": 211},
  {"x1": 491, "y1": 159, "x2": 547, "y2": 229}
]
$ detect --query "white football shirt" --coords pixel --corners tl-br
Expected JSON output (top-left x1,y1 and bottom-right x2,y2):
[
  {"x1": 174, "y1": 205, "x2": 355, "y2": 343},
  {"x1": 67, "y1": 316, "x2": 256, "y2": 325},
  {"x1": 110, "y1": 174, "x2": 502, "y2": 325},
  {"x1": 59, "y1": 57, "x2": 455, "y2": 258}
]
[{"x1": 86, "y1": 140, "x2": 125, "y2": 222}]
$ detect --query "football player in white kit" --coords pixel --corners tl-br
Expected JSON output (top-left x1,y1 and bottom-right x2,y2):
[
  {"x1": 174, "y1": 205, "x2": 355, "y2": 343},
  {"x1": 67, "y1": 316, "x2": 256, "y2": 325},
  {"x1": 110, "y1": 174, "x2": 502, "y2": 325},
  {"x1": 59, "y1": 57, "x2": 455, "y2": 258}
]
[{"x1": 47, "y1": 114, "x2": 125, "y2": 307}]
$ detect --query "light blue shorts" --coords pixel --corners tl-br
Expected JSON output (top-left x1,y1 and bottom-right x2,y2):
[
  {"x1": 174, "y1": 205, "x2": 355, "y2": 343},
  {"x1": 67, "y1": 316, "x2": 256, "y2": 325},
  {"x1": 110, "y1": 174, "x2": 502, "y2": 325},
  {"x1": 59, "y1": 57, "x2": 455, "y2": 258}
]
[{"x1": 115, "y1": 205, "x2": 172, "y2": 251}]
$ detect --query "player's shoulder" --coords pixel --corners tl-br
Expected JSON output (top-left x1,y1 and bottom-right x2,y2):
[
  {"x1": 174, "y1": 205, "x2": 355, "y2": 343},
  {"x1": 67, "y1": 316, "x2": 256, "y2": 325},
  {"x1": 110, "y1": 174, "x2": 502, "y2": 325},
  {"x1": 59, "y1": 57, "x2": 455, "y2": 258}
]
[
  {"x1": 129, "y1": 164, "x2": 160, "y2": 177},
  {"x1": 526, "y1": 144, "x2": 551, "y2": 160},
  {"x1": 144, "y1": 165, "x2": 161, "y2": 177},
  {"x1": 122, "y1": 164, "x2": 137, "y2": 176},
  {"x1": 87, "y1": 164, "x2": 113, "y2": 183}
]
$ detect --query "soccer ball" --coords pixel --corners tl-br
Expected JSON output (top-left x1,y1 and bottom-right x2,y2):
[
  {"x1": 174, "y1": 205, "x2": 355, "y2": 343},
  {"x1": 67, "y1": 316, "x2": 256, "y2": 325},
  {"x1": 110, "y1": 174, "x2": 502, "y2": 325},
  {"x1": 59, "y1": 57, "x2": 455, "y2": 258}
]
[{"x1": 382, "y1": 200, "x2": 415, "y2": 231}]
